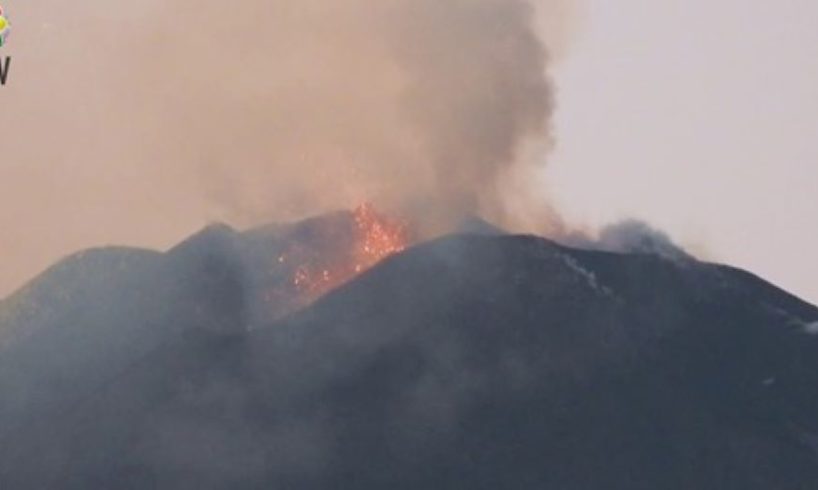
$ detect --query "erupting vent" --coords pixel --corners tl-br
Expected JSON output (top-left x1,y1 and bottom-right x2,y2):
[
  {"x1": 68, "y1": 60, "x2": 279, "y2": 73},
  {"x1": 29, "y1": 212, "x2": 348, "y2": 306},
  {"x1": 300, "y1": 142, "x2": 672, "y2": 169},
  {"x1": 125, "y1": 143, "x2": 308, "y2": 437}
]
[
  {"x1": 269, "y1": 203, "x2": 411, "y2": 309},
  {"x1": 292, "y1": 203, "x2": 410, "y2": 297}
]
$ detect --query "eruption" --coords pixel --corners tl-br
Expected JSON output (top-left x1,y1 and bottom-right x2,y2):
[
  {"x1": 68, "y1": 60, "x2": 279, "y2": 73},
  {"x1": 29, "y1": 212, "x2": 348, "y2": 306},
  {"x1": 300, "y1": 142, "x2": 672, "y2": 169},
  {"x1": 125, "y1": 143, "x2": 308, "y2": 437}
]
[
  {"x1": 260, "y1": 203, "x2": 412, "y2": 312},
  {"x1": 290, "y1": 203, "x2": 411, "y2": 299},
  {"x1": 0, "y1": 0, "x2": 572, "y2": 298}
]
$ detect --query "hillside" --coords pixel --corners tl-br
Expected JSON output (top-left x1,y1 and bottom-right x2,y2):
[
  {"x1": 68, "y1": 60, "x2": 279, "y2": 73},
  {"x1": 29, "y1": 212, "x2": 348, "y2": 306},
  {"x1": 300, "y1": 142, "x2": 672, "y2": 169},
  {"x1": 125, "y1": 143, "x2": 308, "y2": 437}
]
[{"x1": 0, "y1": 226, "x2": 817, "y2": 488}]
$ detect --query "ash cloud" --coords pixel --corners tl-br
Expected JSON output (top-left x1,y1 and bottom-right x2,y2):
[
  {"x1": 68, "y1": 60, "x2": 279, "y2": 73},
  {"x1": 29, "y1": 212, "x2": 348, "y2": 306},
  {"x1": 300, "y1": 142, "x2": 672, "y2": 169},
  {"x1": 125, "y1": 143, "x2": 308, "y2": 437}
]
[
  {"x1": 132, "y1": 0, "x2": 559, "y2": 228},
  {"x1": 0, "y1": 0, "x2": 574, "y2": 296}
]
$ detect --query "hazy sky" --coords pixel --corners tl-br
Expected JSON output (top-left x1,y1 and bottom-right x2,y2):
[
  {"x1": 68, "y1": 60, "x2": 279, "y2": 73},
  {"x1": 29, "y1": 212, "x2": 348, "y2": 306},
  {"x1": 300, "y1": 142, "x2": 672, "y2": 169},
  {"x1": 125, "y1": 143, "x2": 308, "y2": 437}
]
[
  {"x1": 547, "y1": 0, "x2": 818, "y2": 302},
  {"x1": 0, "y1": 0, "x2": 816, "y2": 303}
]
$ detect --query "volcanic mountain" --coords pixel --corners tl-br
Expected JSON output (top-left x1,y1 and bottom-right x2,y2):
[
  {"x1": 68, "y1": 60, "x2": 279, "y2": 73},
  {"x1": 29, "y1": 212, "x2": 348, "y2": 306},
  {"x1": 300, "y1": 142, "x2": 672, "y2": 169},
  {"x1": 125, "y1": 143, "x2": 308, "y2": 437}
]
[{"x1": 0, "y1": 211, "x2": 817, "y2": 489}]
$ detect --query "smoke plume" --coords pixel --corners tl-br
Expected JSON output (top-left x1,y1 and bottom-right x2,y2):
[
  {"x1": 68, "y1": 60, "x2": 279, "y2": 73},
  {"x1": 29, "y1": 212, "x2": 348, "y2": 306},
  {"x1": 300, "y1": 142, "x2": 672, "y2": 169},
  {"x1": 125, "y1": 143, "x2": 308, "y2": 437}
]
[
  {"x1": 0, "y1": 0, "x2": 574, "y2": 296},
  {"x1": 561, "y1": 220, "x2": 695, "y2": 262},
  {"x1": 133, "y1": 0, "x2": 558, "y2": 226}
]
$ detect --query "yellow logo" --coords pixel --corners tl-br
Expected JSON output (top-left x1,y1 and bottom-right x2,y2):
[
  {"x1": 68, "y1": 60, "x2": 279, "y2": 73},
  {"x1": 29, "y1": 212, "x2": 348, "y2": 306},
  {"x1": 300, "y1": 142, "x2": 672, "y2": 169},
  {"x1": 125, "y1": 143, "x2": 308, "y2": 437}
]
[{"x1": 0, "y1": 5, "x2": 10, "y2": 48}]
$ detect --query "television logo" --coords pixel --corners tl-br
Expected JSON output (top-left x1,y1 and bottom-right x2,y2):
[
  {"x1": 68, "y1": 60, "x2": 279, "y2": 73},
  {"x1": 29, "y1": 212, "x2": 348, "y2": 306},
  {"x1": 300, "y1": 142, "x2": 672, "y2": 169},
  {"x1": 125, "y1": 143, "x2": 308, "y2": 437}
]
[
  {"x1": 0, "y1": 5, "x2": 9, "y2": 47},
  {"x1": 0, "y1": 4, "x2": 10, "y2": 86}
]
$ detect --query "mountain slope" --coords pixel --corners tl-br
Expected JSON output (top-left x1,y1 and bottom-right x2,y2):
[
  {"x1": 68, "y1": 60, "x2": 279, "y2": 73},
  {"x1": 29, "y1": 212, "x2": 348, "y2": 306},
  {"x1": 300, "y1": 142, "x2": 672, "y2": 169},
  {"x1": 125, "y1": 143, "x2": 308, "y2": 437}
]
[
  {"x1": 0, "y1": 231, "x2": 817, "y2": 488},
  {"x1": 0, "y1": 247, "x2": 163, "y2": 346}
]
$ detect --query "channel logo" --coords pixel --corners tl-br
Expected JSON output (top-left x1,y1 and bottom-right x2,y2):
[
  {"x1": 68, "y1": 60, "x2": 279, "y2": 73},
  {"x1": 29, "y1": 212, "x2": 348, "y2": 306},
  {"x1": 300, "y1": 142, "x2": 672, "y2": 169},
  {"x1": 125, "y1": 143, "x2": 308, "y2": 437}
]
[
  {"x1": 0, "y1": 5, "x2": 9, "y2": 48},
  {"x1": 0, "y1": 4, "x2": 10, "y2": 85}
]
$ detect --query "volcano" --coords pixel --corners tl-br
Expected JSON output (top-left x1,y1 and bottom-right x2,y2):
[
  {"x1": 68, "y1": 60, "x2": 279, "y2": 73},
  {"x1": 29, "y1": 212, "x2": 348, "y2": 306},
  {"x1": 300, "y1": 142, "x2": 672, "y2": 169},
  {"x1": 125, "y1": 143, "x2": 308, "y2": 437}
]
[{"x1": 0, "y1": 211, "x2": 817, "y2": 489}]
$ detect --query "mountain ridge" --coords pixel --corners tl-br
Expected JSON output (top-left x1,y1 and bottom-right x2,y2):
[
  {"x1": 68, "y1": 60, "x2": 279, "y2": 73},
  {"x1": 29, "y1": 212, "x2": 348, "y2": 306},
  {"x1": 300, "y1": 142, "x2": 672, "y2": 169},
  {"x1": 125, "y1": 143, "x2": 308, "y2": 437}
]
[{"x1": 0, "y1": 218, "x2": 816, "y2": 488}]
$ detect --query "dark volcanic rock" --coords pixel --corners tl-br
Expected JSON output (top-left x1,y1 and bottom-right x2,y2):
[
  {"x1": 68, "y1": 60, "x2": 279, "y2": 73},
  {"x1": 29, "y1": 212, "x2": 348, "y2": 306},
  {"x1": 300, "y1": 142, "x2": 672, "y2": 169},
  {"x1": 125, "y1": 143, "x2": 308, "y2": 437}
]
[{"x1": 1, "y1": 232, "x2": 817, "y2": 489}]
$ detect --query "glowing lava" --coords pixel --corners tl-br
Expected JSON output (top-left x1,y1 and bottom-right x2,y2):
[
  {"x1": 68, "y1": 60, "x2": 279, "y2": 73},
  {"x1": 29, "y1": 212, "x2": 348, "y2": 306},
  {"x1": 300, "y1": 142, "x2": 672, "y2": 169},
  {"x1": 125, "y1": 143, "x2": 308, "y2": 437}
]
[{"x1": 289, "y1": 203, "x2": 411, "y2": 300}]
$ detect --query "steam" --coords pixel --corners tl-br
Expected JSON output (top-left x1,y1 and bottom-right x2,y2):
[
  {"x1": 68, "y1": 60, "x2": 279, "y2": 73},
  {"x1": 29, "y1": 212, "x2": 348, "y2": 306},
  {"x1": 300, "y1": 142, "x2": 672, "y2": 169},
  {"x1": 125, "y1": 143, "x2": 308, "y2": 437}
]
[
  {"x1": 559, "y1": 219, "x2": 695, "y2": 261},
  {"x1": 0, "y1": 0, "x2": 574, "y2": 296},
  {"x1": 132, "y1": 0, "x2": 558, "y2": 226}
]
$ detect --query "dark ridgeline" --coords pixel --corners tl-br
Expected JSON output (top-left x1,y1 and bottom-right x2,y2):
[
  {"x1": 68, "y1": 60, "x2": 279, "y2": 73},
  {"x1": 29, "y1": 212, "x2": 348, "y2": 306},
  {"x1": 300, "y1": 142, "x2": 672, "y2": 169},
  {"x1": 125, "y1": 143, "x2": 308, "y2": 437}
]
[{"x1": 0, "y1": 215, "x2": 817, "y2": 489}]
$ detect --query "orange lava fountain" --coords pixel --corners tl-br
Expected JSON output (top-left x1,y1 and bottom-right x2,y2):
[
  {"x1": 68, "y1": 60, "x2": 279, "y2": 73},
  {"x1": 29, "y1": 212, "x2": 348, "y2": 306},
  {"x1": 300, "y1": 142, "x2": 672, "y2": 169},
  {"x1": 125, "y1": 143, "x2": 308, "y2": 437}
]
[{"x1": 290, "y1": 203, "x2": 411, "y2": 300}]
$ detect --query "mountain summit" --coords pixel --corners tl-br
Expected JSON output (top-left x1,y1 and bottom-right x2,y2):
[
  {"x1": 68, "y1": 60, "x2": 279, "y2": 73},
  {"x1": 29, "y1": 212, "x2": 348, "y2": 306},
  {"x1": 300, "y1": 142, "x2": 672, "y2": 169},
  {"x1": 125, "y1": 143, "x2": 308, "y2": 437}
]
[{"x1": 0, "y1": 215, "x2": 816, "y2": 489}]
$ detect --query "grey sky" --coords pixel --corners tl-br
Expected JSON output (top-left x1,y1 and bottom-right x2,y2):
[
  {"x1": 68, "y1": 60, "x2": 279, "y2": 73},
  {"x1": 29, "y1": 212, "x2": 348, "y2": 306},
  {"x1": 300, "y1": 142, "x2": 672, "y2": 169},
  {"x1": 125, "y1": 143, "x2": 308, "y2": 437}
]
[{"x1": 548, "y1": 0, "x2": 818, "y2": 302}]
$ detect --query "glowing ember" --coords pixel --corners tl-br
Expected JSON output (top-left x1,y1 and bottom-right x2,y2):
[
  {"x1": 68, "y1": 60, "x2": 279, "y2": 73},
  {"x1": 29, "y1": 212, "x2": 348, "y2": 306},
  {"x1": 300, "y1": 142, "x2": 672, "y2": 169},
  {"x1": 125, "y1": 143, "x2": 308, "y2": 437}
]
[
  {"x1": 288, "y1": 203, "x2": 411, "y2": 301},
  {"x1": 353, "y1": 202, "x2": 409, "y2": 264}
]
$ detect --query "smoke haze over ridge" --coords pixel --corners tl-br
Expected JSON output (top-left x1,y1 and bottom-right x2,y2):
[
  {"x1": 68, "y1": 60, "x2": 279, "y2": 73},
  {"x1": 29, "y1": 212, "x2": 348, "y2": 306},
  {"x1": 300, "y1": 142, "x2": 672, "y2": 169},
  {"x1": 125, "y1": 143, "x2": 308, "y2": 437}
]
[{"x1": 0, "y1": 0, "x2": 577, "y2": 297}]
